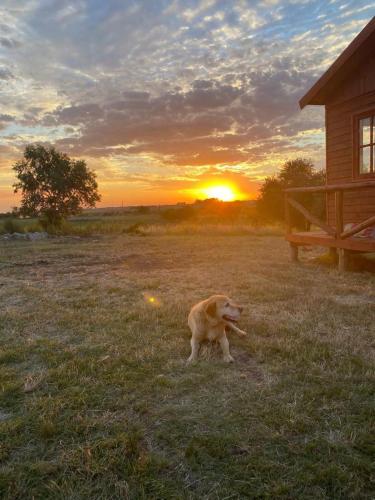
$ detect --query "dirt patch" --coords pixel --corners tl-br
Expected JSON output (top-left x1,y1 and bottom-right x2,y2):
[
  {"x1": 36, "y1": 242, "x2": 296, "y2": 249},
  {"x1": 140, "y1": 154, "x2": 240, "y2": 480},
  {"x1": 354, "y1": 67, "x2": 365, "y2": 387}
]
[
  {"x1": 334, "y1": 294, "x2": 375, "y2": 306},
  {"x1": 0, "y1": 410, "x2": 12, "y2": 421},
  {"x1": 232, "y1": 348, "x2": 264, "y2": 382},
  {"x1": 13, "y1": 259, "x2": 51, "y2": 267},
  {"x1": 123, "y1": 253, "x2": 170, "y2": 271}
]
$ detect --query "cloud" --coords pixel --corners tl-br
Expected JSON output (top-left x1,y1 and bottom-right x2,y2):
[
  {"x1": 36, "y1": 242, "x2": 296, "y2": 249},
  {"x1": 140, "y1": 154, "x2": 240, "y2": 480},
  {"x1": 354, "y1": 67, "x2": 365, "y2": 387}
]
[
  {"x1": 0, "y1": 67, "x2": 14, "y2": 80},
  {"x1": 48, "y1": 63, "x2": 318, "y2": 169},
  {"x1": 0, "y1": 36, "x2": 21, "y2": 49},
  {"x1": 0, "y1": 0, "x2": 371, "y2": 210},
  {"x1": 0, "y1": 114, "x2": 15, "y2": 122},
  {"x1": 47, "y1": 103, "x2": 104, "y2": 126}
]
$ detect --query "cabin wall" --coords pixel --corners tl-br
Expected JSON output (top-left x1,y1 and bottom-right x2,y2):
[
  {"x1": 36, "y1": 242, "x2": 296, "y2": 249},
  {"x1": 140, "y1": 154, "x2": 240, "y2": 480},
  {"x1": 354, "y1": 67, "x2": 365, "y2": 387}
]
[{"x1": 325, "y1": 58, "x2": 375, "y2": 227}]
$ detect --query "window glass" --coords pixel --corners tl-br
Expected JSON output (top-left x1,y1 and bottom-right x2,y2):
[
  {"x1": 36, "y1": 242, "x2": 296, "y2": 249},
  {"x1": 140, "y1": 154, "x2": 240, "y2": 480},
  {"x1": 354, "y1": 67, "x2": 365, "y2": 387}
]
[
  {"x1": 359, "y1": 146, "x2": 371, "y2": 174},
  {"x1": 359, "y1": 117, "x2": 371, "y2": 146}
]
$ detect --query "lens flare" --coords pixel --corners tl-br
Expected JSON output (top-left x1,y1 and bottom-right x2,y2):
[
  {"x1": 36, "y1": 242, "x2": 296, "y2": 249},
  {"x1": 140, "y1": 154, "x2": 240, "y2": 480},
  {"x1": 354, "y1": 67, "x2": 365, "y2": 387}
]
[{"x1": 142, "y1": 291, "x2": 161, "y2": 307}]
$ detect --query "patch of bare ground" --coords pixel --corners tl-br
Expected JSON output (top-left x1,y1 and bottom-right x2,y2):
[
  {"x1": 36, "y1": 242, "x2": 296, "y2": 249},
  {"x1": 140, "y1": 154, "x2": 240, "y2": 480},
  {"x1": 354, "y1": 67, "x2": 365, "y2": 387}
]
[
  {"x1": 232, "y1": 349, "x2": 264, "y2": 382},
  {"x1": 0, "y1": 410, "x2": 12, "y2": 421},
  {"x1": 333, "y1": 293, "x2": 375, "y2": 306},
  {"x1": 194, "y1": 341, "x2": 264, "y2": 383}
]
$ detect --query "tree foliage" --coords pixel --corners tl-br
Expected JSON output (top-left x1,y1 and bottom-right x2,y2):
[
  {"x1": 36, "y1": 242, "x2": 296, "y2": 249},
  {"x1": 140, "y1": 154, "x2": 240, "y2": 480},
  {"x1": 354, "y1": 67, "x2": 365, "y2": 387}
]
[
  {"x1": 257, "y1": 158, "x2": 326, "y2": 227},
  {"x1": 13, "y1": 145, "x2": 100, "y2": 226},
  {"x1": 161, "y1": 205, "x2": 195, "y2": 222}
]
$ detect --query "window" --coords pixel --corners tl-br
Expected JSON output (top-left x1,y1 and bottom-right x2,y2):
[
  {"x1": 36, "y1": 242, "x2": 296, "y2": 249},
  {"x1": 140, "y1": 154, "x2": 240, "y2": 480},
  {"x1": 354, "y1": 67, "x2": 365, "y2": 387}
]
[{"x1": 357, "y1": 113, "x2": 374, "y2": 175}]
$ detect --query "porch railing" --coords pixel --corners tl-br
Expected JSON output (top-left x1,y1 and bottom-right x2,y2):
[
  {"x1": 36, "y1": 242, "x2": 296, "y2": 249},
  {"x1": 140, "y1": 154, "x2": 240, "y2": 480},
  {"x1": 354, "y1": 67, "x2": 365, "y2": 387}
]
[{"x1": 284, "y1": 180, "x2": 375, "y2": 240}]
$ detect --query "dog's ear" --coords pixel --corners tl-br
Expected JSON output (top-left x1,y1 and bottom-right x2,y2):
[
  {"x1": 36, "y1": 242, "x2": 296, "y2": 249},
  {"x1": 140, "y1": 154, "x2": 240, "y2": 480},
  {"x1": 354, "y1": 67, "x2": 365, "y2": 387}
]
[{"x1": 205, "y1": 299, "x2": 217, "y2": 318}]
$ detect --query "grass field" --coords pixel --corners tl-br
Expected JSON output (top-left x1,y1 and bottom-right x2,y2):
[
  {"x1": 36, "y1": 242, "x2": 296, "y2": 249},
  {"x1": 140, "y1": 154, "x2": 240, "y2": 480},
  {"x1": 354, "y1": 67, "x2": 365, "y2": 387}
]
[{"x1": 0, "y1": 231, "x2": 374, "y2": 499}]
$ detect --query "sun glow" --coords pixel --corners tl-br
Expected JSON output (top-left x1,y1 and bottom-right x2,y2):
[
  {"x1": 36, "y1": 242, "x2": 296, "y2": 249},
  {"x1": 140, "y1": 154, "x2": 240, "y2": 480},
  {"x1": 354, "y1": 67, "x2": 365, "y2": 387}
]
[{"x1": 202, "y1": 185, "x2": 236, "y2": 201}]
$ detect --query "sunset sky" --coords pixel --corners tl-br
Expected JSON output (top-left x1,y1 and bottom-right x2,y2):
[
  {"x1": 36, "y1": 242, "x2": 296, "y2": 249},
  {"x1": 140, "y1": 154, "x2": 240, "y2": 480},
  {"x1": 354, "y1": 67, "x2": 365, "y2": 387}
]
[{"x1": 0, "y1": 0, "x2": 373, "y2": 210}]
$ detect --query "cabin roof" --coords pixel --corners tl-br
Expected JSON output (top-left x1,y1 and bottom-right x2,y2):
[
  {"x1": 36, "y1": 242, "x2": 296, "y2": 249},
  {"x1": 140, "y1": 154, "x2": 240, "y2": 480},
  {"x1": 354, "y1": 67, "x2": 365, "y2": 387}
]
[{"x1": 299, "y1": 16, "x2": 375, "y2": 109}]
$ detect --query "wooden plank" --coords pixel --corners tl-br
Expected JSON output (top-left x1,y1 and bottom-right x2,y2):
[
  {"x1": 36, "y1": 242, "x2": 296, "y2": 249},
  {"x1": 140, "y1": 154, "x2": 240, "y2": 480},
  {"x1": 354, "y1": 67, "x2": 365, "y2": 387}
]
[
  {"x1": 327, "y1": 194, "x2": 375, "y2": 204},
  {"x1": 285, "y1": 194, "x2": 292, "y2": 235},
  {"x1": 335, "y1": 191, "x2": 344, "y2": 238},
  {"x1": 327, "y1": 162, "x2": 352, "y2": 172},
  {"x1": 329, "y1": 247, "x2": 338, "y2": 262},
  {"x1": 286, "y1": 232, "x2": 375, "y2": 252},
  {"x1": 327, "y1": 172, "x2": 353, "y2": 182},
  {"x1": 328, "y1": 61, "x2": 375, "y2": 106},
  {"x1": 327, "y1": 149, "x2": 353, "y2": 162},
  {"x1": 290, "y1": 243, "x2": 298, "y2": 262},
  {"x1": 285, "y1": 180, "x2": 375, "y2": 193},
  {"x1": 326, "y1": 160, "x2": 352, "y2": 170},
  {"x1": 327, "y1": 91, "x2": 375, "y2": 113},
  {"x1": 327, "y1": 136, "x2": 352, "y2": 148},
  {"x1": 327, "y1": 129, "x2": 350, "y2": 141},
  {"x1": 327, "y1": 143, "x2": 352, "y2": 155},
  {"x1": 328, "y1": 201, "x2": 375, "y2": 210},
  {"x1": 287, "y1": 197, "x2": 336, "y2": 236},
  {"x1": 340, "y1": 215, "x2": 375, "y2": 239},
  {"x1": 338, "y1": 249, "x2": 350, "y2": 272},
  {"x1": 328, "y1": 104, "x2": 372, "y2": 118}
]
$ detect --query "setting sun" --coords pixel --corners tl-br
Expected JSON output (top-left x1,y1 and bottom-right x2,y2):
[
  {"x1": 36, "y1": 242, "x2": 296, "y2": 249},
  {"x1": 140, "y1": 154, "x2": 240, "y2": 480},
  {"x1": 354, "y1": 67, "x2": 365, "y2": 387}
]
[{"x1": 202, "y1": 185, "x2": 236, "y2": 201}]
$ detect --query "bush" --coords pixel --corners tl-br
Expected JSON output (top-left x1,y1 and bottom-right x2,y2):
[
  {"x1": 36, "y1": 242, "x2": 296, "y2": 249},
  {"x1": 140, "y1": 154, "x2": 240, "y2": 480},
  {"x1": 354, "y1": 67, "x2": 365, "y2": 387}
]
[
  {"x1": 161, "y1": 206, "x2": 195, "y2": 222},
  {"x1": 3, "y1": 218, "x2": 23, "y2": 234},
  {"x1": 123, "y1": 223, "x2": 146, "y2": 235},
  {"x1": 136, "y1": 206, "x2": 150, "y2": 214}
]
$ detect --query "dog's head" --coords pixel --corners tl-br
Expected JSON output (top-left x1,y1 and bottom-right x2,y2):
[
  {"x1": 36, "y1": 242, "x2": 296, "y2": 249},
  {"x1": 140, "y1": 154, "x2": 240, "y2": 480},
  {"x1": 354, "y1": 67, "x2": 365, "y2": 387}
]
[{"x1": 204, "y1": 295, "x2": 243, "y2": 323}]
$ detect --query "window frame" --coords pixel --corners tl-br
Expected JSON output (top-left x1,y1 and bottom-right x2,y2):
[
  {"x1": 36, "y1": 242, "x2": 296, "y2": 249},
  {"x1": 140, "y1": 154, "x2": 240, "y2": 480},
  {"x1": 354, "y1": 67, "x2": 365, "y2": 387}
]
[{"x1": 353, "y1": 109, "x2": 375, "y2": 179}]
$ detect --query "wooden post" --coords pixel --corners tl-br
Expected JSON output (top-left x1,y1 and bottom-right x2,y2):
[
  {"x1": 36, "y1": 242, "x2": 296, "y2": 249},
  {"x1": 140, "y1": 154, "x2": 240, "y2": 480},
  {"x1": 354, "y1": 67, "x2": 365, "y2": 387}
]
[
  {"x1": 290, "y1": 243, "x2": 299, "y2": 262},
  {"x1": 285, "y1": 194, "x2": 292, "y2": 235},
  {"x1": 335, "y1": 190, "x2": 347, "y2": 271},
  {"x1": 335, "y1": 190, "x2": 343, "y2": 238},
  {"x1": 338, "y1": 248, "x2": 349, "y2": 272},
  {"x1": 329, "y1": 247, "x2": 338, "y2": 263}
]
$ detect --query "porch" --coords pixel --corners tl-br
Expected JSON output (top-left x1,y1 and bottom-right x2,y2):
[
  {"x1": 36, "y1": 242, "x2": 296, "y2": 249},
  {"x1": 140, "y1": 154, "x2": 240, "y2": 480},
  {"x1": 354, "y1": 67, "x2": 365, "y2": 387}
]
[{"x1": 284, "y1": 180, "x2": 375, "y2": 271}]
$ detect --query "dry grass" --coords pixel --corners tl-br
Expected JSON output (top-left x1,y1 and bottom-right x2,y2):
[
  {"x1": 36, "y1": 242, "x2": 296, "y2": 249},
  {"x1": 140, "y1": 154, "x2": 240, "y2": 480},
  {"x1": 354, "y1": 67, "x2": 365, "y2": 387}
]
[
  {"x1": 0, "y1": 212, "x2": 281, "y2": 237},
  {"x1": 0, "y1": 232, "x2": 374, "y2": 499},
  {"x1": 141, "y1": 223, "x2": 283, "y2": 236}
]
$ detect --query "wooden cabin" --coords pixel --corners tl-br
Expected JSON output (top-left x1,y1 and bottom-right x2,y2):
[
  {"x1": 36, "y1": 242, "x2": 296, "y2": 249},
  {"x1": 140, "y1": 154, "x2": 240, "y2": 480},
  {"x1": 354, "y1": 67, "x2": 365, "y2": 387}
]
[{"x1": 285, "y1": 16, "x2": 375, "y2": 271}]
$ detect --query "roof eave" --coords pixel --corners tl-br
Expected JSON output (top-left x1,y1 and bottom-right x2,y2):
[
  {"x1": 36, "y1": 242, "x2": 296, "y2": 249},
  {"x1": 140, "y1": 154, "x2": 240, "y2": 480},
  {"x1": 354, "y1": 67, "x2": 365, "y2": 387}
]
[{"x1": 299, "y1": 16, "x2": 375, "y2": 110}]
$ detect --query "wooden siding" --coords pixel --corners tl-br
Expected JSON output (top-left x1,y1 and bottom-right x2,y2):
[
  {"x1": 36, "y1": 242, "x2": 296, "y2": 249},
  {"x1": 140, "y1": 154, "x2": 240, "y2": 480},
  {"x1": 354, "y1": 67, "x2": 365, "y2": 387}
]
[
  {"x1": 328, "y1": 53, "x2": 375, "y2": 105},
  {"x1": 325, "y1": 57, "x2": 375, "y2": 226}
]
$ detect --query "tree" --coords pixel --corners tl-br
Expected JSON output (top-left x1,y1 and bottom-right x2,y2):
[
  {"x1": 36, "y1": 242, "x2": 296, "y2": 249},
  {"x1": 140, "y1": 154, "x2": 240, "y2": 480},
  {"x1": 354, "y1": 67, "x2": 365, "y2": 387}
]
[
  {"x1": 257, "y1": 158, "x2": 326, "y2": 227},
  {"x1": 257, "y1": 176, "x2": 284, "y2": 222},
  {"x1": 13, "y1": 145, "x2": 101, "y2": 227}
]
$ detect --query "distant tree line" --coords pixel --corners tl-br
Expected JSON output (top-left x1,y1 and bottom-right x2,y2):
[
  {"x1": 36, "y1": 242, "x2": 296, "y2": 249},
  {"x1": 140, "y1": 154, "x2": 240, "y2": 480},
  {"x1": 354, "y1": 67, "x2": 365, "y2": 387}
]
[{"x1": 8, "y1": 145, "x2": 325, "y2": 231}]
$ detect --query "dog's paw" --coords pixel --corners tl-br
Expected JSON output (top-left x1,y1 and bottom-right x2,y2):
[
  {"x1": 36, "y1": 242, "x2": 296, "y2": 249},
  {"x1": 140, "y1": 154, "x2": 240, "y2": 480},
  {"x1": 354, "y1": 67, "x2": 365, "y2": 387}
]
[
  {"x1": 238, "y1": 331, "x2": 247, "y2": 337},
  {"x1": 186, "y1": 356, "x2": 197, "y2": 365},
  {"x1": 223, "y1": 355, "x2": 234, "y2": 363}
]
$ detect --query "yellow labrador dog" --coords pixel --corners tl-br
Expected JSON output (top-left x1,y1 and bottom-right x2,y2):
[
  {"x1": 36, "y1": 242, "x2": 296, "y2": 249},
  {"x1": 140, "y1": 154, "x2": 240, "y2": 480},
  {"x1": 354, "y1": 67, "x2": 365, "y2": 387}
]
[{"x1": 187, "y1": 295, "x2": 246, "y2": 363}]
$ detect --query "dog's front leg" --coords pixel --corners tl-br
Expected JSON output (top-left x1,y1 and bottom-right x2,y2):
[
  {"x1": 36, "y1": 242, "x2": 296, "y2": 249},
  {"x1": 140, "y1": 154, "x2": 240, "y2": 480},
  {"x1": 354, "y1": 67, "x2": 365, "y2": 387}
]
[
  {"x1": 219, "y1": 334, "x2": 234, "y2": 363},
  {"x1": 187, "y1": 337, "x2": 200, "y2": 364}
]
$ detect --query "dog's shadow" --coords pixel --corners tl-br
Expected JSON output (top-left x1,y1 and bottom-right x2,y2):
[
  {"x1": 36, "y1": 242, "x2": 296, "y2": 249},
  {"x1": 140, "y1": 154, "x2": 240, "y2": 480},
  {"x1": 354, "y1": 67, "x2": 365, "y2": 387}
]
[
  {"x1": 197, "y1": 341, "x2": 263, "y2": 382},
  {"x1": 198, "y1": 340, "x2": 223, "y2": 361}
]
